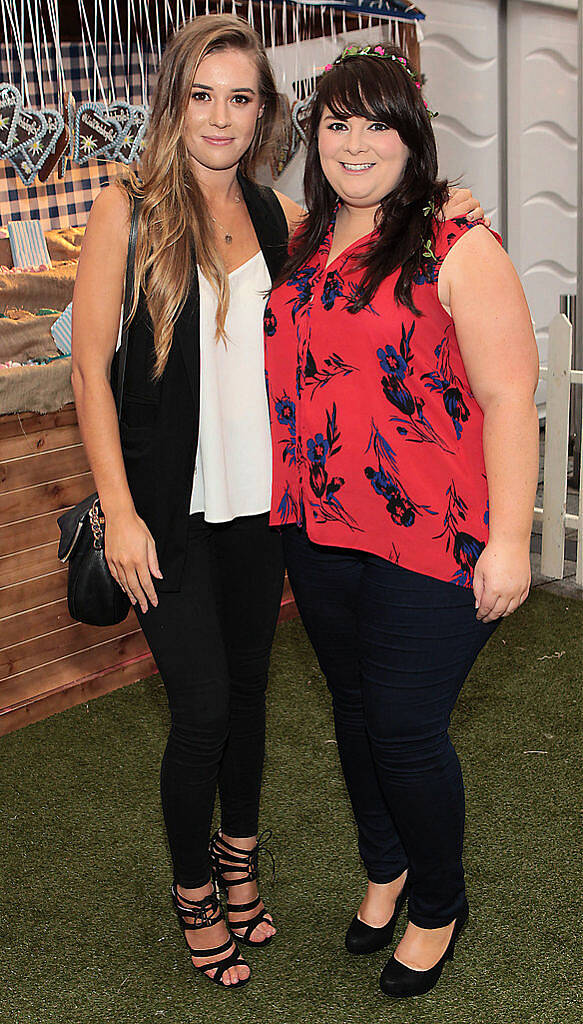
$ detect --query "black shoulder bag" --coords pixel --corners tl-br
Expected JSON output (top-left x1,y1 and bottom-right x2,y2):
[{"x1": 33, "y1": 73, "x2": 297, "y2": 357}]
[{"x1": 57, "y1": 197, "x2": 141, "y2": 626}]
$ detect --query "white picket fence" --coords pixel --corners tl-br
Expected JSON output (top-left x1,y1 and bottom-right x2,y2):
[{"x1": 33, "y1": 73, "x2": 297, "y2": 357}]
[{"x1": 533, "y1": 313, "x2": 583, "y2": 587}]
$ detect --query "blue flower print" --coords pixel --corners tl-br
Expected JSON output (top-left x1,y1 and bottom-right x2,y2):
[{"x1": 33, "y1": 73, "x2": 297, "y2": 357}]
[
  {"x1": 382, "y1": 375, "x2": 416, "y2": 416},
  {"x1": 364, "y1": 465, "x2": 416, "y2": 527},
  {"x1": 365, "y1": 419, "x2": 436, "y2": 526},
  {"x1": 274, "y1": 391, "x2": 296, "y2": 466},
  {"x1": 306, "y1": 433, "x2": 329, "y2": 465},
  {"x1": 277, "y1": 481, "x2": 299, "y2": 524},
  {"x1": 303, "y1": 345, "x2": 358, "y2": 397},
  {"x1": 443, "y1": 386, "x2": 470, "y2": 439},
  {"x1": 377, "y1": 345, "x2": 407, "y2": 381},
  {"x1": 453, "y1": 532, "x2": 485, "y2": 578},
  {"x1": 322, "y1": 269, "x2": 344, "y2": 310},
  {"x1": 275, "y1": 395, "x2": 295, "y2": 428},
  {"x1": 302, "y1": 404, "x2": 361, "y2": 531},
  {"x1": 264, "y1": 306, "x2": 277, "y2": 336},
  {"x1": 434, "y1": 480, "x2": 484, "y2": 585},
  {"x1": 343, "y1": 281, "x2": 380, "y2": 317},
  {"x1": 286, "y1": 266, "x2": 319, "y2": 323},
  {"x1": 382, "y1": 323, "x2": 454, "y2": 453},
  {"x1": 421, "y1": 328, "x2": 471, "y2": 441}
]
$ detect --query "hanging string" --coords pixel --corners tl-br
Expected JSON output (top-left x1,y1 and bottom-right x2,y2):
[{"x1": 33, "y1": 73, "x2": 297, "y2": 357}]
[
  {"x1": 111, "y1": 0, "x2": 129, "y2": 100},
  {"x1": 19, "y1": 0, "x2": 25, "y2": 99},
  {"x1": 128, "y1": 0, "x2": 147, "y2": 106},
  {"x1": 107, "y1": 0, "x2": 113, "y2": 100},
  {"x1": 126, "y1": 0, "x2": 131, "y2": 101},
  {"x1": 94, "y1": 0, "x2": 112, "y2": 102},
  {"x1": 5, "y1": 0, "x2": 30, "y2": 103},
  {"x1": 40, "y1": 2, "x2": 54, "y2": 92},
  {"x1": 77, "y1": 0, "x2": 108, "y2": 105},
  {"x1": 138, "y1": 0, "x2": 156, "y2": 102},
  {"x1": 25, "y1": 0, "x2": 44, "y2": 106},
  {"x1": 154, "y1": 0, "x2": 163, "y2": 63},
  {"x1": 45, "y1": 0, "x2": 66, "y2": 106},
  {"x1": 164, "y1": 0, "x2": 172, "y2": 36},
  {"x1": 247, "y1": 0, "x2": 254, "y2": 31},
  {"x1": 259, "y1": 0, "x2": 265, "y2": 48},
  {"x1": 269, "y1": 0, "x2": 274, "y2": 56},
  {"x1": 1, "y1": 0, "x2": 14, "y2": 86},
  {"x1": 76, "y1": 0, "x2": 97, "y2": 103}
]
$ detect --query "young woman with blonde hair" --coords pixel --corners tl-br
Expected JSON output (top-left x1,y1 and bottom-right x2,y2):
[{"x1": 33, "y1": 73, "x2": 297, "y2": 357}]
[{"x1": 72, "y1": 14, "x2": 483, "y2": 991}]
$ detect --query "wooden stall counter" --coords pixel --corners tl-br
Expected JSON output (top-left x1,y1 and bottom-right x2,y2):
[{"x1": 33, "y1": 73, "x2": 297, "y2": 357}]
[
  {"x1": 0, "y1": 404, "x2": 297, "y2": 735},
  {"x1": 0, "y1": 404, "x2": 156, "y2": 734}
]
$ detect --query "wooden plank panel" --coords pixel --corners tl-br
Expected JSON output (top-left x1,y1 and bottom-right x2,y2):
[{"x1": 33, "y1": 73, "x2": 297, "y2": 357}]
[
  {"x1": 0, "y1": 444, "x2": 89, "y2": 491},
  {"x1": 0, "y1": 598, "x2": 70, "y2": 647},
  {"x1": 0, "y1": 618, "x2": 141, "y2": 680},
  {"x1": 0, "y1": 652, "x2": 158, "y2": 735},
  {"x1": 0, "y1": 569, "x2": 67, "y2": 618},
  {"x1": 1, "y1": 424, "x2": 82, "y2": 461},
  {"x1": 0, "y1": 406, "x2": 77, "y2": 441},
  {"x1": 0, "y1": 511, "x2": 61, "y2": 557},
  {"x1": 0, "y1": 541, "x2": 60, "y2": 588},
  {"x1": 0, "y1": 600, "x2": 140, "y2": 651},
  {"x1": 0, "y1": 472, "x2": 92, "y2": 524},
  {"x1": 0, "y1": 630, "x2": 149, "y2": 708}
]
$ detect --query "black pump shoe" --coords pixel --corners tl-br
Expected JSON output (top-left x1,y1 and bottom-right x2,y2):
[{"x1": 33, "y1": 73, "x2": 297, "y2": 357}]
[
  {"x1": 379, "y1": 900, "x2": 469, "y2": 998},
  {"x1": 345, "y1": 880, "x2": 409, "y2": 955}
]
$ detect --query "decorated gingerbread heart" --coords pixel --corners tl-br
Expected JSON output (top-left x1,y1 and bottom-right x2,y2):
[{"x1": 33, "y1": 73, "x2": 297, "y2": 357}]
[
  {"x1": 6, "y1": 107, "x2": 48, "y2": 155},
  {"x1": 114, "y1": 105, "x2": 149, "y2": 164},
  {"x1": 0, "y1": 83, "x2": 22, "y2": 151},
  {"x1": 72, "y1": 102, "x2": 124, "y2": 165}
]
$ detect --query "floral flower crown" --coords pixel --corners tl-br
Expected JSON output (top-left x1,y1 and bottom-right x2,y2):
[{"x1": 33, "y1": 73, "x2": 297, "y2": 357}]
[{"x1": 321, "y1": 44, "x2": 437, "y2": 118}]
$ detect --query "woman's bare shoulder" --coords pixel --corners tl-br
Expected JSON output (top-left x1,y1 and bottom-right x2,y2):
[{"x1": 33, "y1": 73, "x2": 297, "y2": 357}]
[
  {"x1": 273, "y1": 189, "x2": 305, "y2": 232},
  {"x1": 86, "y1": 183, "x2": 131, "y2": 244}
]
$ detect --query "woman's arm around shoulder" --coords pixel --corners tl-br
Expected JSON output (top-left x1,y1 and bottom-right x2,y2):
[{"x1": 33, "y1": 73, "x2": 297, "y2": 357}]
[
  {"x1": 72, "y1": 183, "x2": 162, "y2": 613},
  {"x1": 438, "y1": 225, "x2": 540, "y2": 623},
  {"x1": 273, "y1": 189, "x2": 305, "y2": 235}
]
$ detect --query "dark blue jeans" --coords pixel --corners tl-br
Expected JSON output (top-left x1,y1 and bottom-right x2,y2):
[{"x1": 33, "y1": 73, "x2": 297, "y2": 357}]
[{"x1": 283, "y1": 527, "x2": 497, "y2": 928}]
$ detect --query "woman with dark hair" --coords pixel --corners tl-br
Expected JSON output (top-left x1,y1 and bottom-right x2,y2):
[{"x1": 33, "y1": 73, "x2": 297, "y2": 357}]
[{"x1": 264, "y1": 43, "x2": 539, "y2": 998}]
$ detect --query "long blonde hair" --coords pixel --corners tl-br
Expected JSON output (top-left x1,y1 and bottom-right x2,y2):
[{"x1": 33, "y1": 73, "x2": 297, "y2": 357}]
[{"x1": 121, "y1": 15, "x2": 281, "y2": 378}]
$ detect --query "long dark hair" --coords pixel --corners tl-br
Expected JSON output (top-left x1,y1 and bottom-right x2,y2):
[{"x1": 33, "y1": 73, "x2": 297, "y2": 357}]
[{"x1": 277, "y1": 45, "x2": 449, "y2": 315}]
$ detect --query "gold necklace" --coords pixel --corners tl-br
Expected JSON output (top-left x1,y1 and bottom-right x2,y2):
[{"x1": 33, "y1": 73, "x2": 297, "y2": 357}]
[{"x1": 210, "y1": 193, "x2": 241, "y2": 245}]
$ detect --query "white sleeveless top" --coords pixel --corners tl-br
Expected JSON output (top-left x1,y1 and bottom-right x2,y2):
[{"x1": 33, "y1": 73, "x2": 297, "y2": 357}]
[{"x1": 189, "y1": 250, "x2": 272, "y2": 521}]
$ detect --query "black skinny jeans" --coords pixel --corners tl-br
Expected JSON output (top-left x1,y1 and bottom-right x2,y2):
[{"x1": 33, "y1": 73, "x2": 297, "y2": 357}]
[
  {"x1": 283, "y1": 527, "x2": 497, "y2": 928},
  {"x1": 136, "y1": 512, "x2": 284, "y2": 888}
]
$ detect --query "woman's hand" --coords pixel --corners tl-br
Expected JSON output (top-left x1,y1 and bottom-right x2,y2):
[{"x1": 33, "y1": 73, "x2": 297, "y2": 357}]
[
  {"x1": 104, "y1": 508, "x2": 163, "y2": 614},
  {"x1": 443, "y1": 187, "x2": 490, "y2": 226},
  {"x1": 472, "y1": 541, "x2": 531, "y2": 622}
]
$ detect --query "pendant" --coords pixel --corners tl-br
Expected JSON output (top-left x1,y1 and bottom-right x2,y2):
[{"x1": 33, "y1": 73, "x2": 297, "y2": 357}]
[{"x1": 225, "y1": 233, "x2": 232, "y2": 244}]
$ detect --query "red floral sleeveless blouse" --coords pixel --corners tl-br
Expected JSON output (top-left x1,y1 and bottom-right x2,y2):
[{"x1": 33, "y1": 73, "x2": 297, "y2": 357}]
[{"x1": 264, "y1": 214, "x2": 499, "y2": 587}]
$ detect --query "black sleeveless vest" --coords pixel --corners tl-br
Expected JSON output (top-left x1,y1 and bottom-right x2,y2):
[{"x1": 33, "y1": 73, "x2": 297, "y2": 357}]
[{"x1": 116, "y1": 174, "x2": 288, "y2": 591}]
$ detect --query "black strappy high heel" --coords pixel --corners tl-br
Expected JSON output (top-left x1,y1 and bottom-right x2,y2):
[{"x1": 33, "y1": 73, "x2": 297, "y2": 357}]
[
  {"x1": 171, "y1": 883, "x2": 251, "y2": 989},
  {"x1": 209, "y1": 829, "x2": 276, "y2": 948}
]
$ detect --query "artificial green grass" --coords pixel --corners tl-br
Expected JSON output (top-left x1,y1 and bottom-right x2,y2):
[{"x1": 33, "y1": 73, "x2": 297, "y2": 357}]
[{"x1": 1, "y1": 587, "x2": 580, "y2": 1024}]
